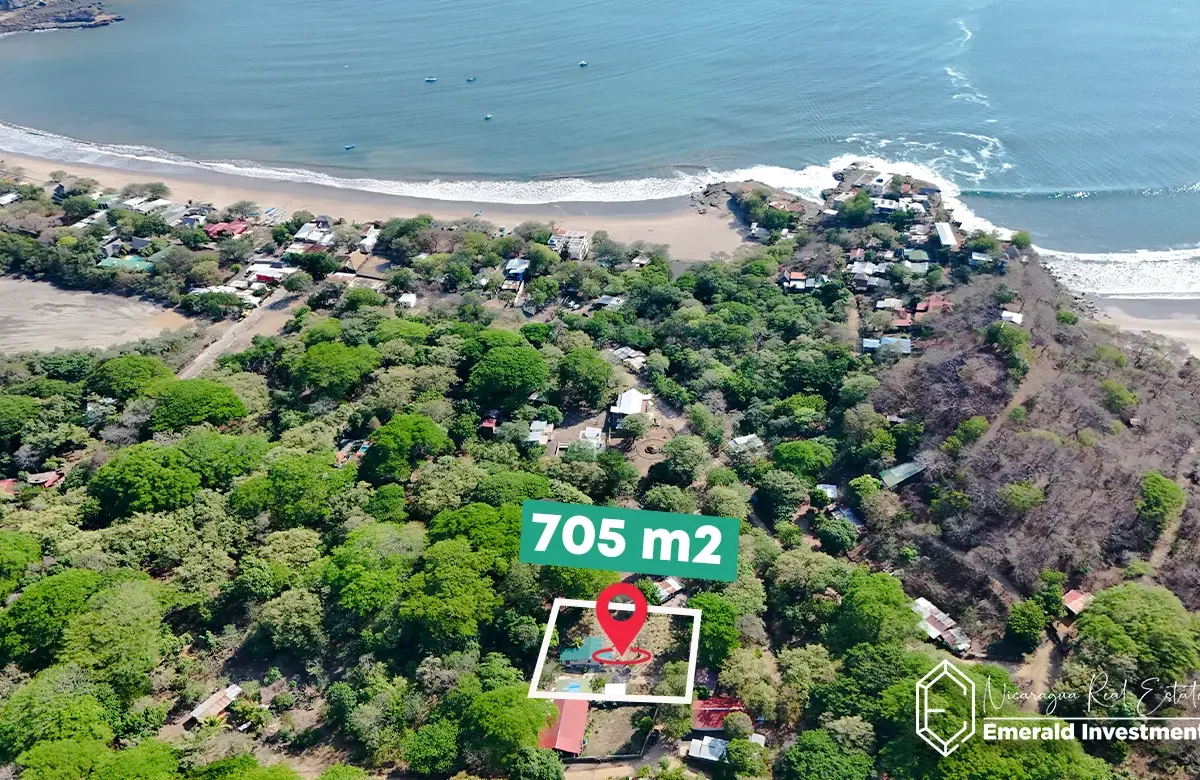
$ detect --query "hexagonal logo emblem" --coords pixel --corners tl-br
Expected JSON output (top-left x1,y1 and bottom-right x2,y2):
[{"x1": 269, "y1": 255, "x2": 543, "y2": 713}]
[{"x1": 915, "y1": 659, "x2": 976, "y2": 756}]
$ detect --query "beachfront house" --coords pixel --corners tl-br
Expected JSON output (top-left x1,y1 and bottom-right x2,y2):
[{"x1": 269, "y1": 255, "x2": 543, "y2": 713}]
[
  {"x1": 358, "y1": 226, "x2": 380, "y2": 254},
  {"x1": 935, "y1": 222, "x2": 959, "y2": 250},
  {"x1": 548, "y1": 228, "x2": 590, "y2": 259}
]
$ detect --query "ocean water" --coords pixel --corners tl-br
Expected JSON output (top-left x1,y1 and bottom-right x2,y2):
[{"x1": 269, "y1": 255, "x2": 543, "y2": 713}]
[{"x1": 1, "y1": 0, "x2": 1199, "y2": 296}]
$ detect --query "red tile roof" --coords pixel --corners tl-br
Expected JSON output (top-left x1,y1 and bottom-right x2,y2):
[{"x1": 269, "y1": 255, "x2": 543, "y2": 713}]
[
  {"x1": 539, "y1": 699, "x2": 589, "y2": 754},
  {"x1": 0, "y1": 479, "x2": 16, "y2": 496},
  {"x1": 692, "y1": 696, "x2": 747, "y2": 731}
]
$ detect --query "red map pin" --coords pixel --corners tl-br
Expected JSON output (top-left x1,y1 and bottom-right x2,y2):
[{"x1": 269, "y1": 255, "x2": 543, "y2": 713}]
[{"x1": 596, "y1": 582, "x2": 648, "y2": 657}]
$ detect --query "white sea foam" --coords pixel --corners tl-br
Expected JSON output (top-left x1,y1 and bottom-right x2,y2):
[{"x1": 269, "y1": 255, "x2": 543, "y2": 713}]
[
  {"x1": 957, "y1": 20, "x2": 974, "y2": 45},
  {"x1": 944, "y1": 67, "x2": 991, "y2": 108},
  {"x1": 4, "y1": 121, "x2": 1200, "y2": 297}
]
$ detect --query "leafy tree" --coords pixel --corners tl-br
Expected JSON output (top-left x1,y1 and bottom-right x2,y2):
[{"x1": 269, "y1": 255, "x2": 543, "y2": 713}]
[
  {"x1": 319, "y1": 767, "x2": 370, "y2": 780},
  {"x1": 406, "y1": 719, "x2": 460, "y2": 775},
  {"x1": 145, "y1": 378, "x2": 246, "y2": 432},
  {"x1": 773, "y1": 440, "x2": 833, "y2": 481},
  {"x1": 0, "y1": 530, "x2": 39, "y2": 600},
  {"x1": 257, "y1": 589, "x2": 327, "y2": 657},
  {"x1": 466, "y1": 346, "x2": 550, "y2": 411},
  {"x1": 0, "y1": 394, "x2": 39, "y2": 446},
  {"x1": 555, "y1": 348, "x2": 613, "y2": 409},
  {"x1": 702, "y1": 485, "x2": 750, "y2": 521},
  {"x1": 620, "y1": 412, "x2": 650, "y2": 439},
  {"x1": 292, "y1": 342, "x2": 380, "y2": 398},
  {"x1": 837, "y1": 190, "x2": 874, "y2": 228},
  {"x1": 1076, "y1": 583, "x2": 1200, "y2": 682},
  {"x1": 266, "y1": 453, "x2": 354, "y2": 529},
  {"x1": 374, "y1": 318, "x2": 431, "y2": 346},
  {"x1": 641, "y1": 484, "x2": 696, "y2": 514},
  {"x1": 360, "y1": 414, "x2": 453, "y2": 485},
  {"x1": 0, "y1": 664, "x2": 114, "y2": 760},
  {"x1": 60, "y1": 195, "x2": 98, "y2": 222},
  {"x1": 846, "y1": 475, "x2": 881, "y2": 507},
  {"x1": 1136, "y1": 470, "x2": 1185, "y2": 535},
  {"x1": 86, "y1": 354, "x2": 172, "y2": 401},
  {"x1": 826, "y1": 570, "x2": 918, "y2": 654},
  {"x1": 15, "y1": 738, "x2": 111, "y2": 779},
  {"x1": 997, "y1": 480, "x2": 1045, "y2": 516},
  {"x1": 777, "y1": 729, "x2": 872, "y2": 780},
  {"x1": 1011, "y1": 230, "x2": 1032, "y2": 250},
  {"x1": 539, "y1": 566, "x2": 619, "y2": 600},
  {"x1": 838, "y1": 374, "x2": 879, "y2": 408},
  {"x1": 756, "y1": 469, "x2": 809, "y2": 523},
  {"x1": 429, "y1": 503, "x2": 521, "y2": 561},
  {"x1": 723, "y1": 711, "x2": 753, "y2": 740},
  {"x1": 390, "y1": 538, "x2": 501, "y2": 649},
  {"x1": 814, "y1": 514, "x2": 858, "y2": 556},
  {"x1": 661, "y1": 435, "x2": 710, "y2": 485},
  {"x1": 472, "y1": 471, "x2": 550, "y2": 506},
  {"x1": 510, "y1": 746, "x2": 564, "y2": 780},
  {"x1": 1006, "y1": 600, "x2": 1047, "y2": 652},
  {"x1": 60, "y1": 579, "x2": 163, "y2": 700},
  {"x1": 283, "y1": 271, "x2": 314, "y2": 293},
  {"x1": 87, "y1": 442, "x2": 202, "y2": 521},
  {"x1": 175, "y1": 428, "x2": 269, "y2": 489},
  {"x1": 0, "y1": 569, "x2": 102, "y2": 670},
  {"x1": 689, "y1": 592, "x2": 740, "y2": 667},
  {"x1": 458, "y1": 685, "x2": 555, "y2": 768}
]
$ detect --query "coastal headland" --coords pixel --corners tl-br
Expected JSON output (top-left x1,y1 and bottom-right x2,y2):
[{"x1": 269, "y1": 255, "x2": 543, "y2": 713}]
[{"x1": 0, "y1": 0, "x2": 121, "y2": 36}]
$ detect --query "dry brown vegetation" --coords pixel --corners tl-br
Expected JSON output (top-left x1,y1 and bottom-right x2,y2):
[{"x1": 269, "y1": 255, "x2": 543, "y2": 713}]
[{"x1": 872, "y1": 259, "x2": 1200, "y2": 624}]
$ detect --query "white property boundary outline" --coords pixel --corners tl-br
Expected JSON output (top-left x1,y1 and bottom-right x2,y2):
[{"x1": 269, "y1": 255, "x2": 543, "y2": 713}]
[{"x1": 527, "y1": 597, "x2": 702, "y2": 704}]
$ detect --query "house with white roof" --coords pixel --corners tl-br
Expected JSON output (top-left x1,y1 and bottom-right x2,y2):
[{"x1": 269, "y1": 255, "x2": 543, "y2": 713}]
[{"x1": 610, "y1": 388, "x2": 652, "y2": 418}]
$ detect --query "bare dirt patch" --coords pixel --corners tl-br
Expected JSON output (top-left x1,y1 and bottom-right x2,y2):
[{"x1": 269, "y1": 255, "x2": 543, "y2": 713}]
[{"x1": 0, "y1": 278, "x2": 194, "y2": 353}]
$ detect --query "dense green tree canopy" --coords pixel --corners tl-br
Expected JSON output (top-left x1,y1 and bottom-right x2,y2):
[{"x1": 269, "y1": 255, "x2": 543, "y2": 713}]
[
  {"x1": 145, "y1": 378, "x2": 247, "y2": 432},
  {"x1": 466, "y1": 346, "x2": 550, "y2": 411},
  {"x1": 85, "y1": 354, "x2": 173, "y2": 401},
  {"x1": 87, "y1": 443, "x2": 202, "y2": 522}
]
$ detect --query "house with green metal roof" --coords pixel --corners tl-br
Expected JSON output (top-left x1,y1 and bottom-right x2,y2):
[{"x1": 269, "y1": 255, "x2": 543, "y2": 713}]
[
  {"x1": 97, "y1": 256, "x2": 154, "y2": 273},
  {"x1": 879, "y1": 461, "x2": 925, "y2": 489},
  {"x1": 559, "y1": 636, "x2": 605, "y2": 669}
]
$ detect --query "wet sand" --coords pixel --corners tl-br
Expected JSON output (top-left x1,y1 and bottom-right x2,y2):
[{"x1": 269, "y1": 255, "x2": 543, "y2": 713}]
[{"x1": 1099, "y1": 297, "x2": 1200, "y2": 357}]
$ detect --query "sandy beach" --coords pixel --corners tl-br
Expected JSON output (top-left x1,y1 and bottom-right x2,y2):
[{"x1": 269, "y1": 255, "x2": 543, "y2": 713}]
[
  {"x1": 6, "y1": 150, "x2": 1200, "y2": 358},
  {"x1": 0, "y1": 152, "x2": 749, "y2": 262},
  {"x1": 1099, "y1": 297, "x2": 1200, "y2": 357}
]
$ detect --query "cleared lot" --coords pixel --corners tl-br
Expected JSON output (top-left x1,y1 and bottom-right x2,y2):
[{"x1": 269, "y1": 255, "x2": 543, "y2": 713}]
[{"x1": 0, "y1": 278, "x2": 193, "y2": 353}]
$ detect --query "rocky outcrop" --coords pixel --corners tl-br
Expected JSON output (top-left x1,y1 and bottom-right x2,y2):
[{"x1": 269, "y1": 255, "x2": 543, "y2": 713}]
[{"x1": 0, "y1": 0, "x2": 123, "y2": 35}]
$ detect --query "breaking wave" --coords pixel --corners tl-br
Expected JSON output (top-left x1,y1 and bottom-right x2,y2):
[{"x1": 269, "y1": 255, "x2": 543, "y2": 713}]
[{"x1": 4, "y1": 120, "x2": 1200, "y2": 297}]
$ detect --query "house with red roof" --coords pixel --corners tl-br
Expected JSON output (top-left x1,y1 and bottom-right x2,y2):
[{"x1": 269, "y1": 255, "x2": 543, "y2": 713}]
[
  {"x1": 203, "y1": 220, "x2": 249, "y2": 239},
  {"x1": 539, "y1": 699, "x2": 589, "y2": 755},
  {"x1": 692, "y1": 696, "x2": 748, "y2": 732}
]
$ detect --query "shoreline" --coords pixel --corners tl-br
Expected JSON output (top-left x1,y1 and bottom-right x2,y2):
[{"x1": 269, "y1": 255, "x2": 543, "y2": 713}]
[
  {"x1": 5, "y1": 150, "x2": 1200, "y2": 357},
  {"x1": 1096, "y1": 297, "x2": 1200, "y2": 357},
  {"x1": 0, "y1": 152, "x2": 749, "y2": 262}
]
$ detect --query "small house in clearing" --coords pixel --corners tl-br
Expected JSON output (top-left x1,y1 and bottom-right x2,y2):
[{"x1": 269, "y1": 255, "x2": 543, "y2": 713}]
[
  {"x1": 654, "y1": 576, "x2": 685, "y2": 604},
  {"x1": 912, "y1": 597, "x2": 970, "y2": 654},
  {"x1": 879, "y1": 461, "x2": 925, "y2": 489},
  {"x1": 1063, "y1": 589, "x2": 1094, "y2": 618},
  {"x1": 560, "y1": 636, "x2": 606, "y2": 671},
  {"x1": 610, "y1": 388, "x2": 652, "y2": 425},
  {"x1": 186, "y1": 684, "x2": 242, "y2": 726},
  {"x1": 685, "y1": 734, "x2": 766, "y2": 763}
]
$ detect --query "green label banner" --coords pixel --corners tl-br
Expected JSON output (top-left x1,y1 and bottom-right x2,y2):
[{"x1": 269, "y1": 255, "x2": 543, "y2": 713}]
[{"x1": 519, "y1": 500, "x2": 740, "y2": 582}]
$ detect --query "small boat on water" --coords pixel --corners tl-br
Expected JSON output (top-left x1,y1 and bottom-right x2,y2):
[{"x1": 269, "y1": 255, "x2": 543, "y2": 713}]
[
  {"x1": 484, "y1": 114, "x2": 493, "y2": 120},
  {"x1": 424, "y1": 77, "x2": 437, "y2": 83},
  {"x1": 344, "y1": 144, "x2": 356, "y2": 150},
  {"x1": 578, "y1": 60, "x2": 588, "y2": 67},
  {"x1": 466, "y1": 76, "x2": 477, "y2": 83}
]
